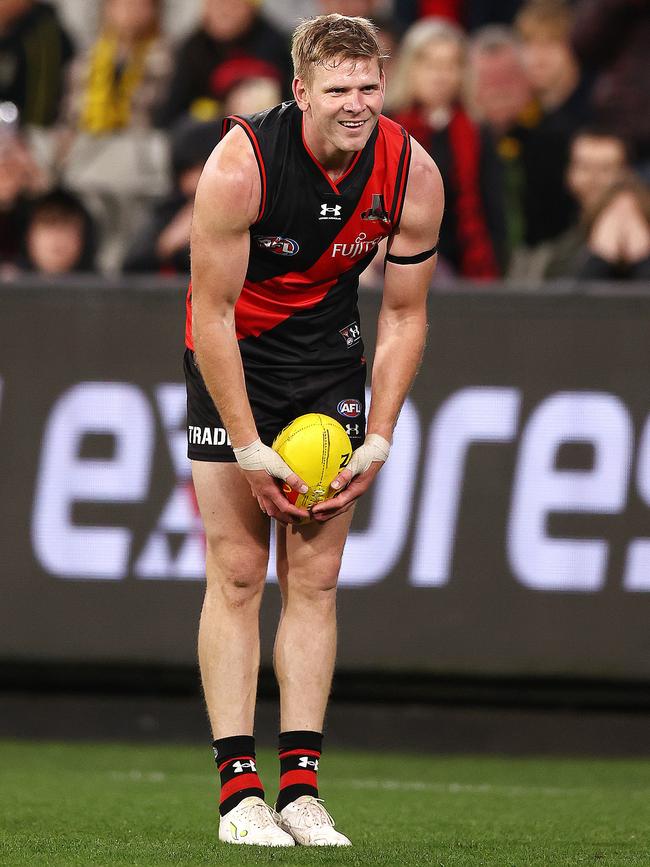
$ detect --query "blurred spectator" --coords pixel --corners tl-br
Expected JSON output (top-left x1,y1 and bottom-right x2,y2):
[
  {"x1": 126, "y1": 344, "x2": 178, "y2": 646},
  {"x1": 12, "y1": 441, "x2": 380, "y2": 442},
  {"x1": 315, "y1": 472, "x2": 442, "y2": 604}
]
[
  {"x1": 389, "y1": 18, "x2": 504, "y2": 278},
  {"x1": 34, "y1": 0, "x2": 174, "y2": 271},
  {"x1": 572, "y1": 0, "x2": 650, "y2": 171},
  {"x1": 60, "y1": 0, "x2": 171, "y2": 135},
  {"x1": 50, "y1": 0, "x2": 203, "y2": 49},
  {"x1": 516, "y1": 0, "x2": 591, "y2": 132},
  {"x1": 510, "y1": 129, "x2": 650, "y2": 280},
  {"x1": 468, "y1": 26, "x2": 536, "y2": 260},
  {"x1": 468, "y1": 27, "x2": 533, "y2": 136},
  {"x1": 18, "y1": 188, "x2": 96, "y2": 273},
  {"x1": 123, "y1": 117, "x2": 220, "y2": 273},
  {"x1": 125, "y1": 70, "x2": 281, "y2": 274},
  {"x1": 154, "y1": 0, "x2": 290, "y2": 128},
  {"x1": 0, "y1": 0, "x2": 74, "y2": 126},
  {"x1": 0, "y1": 125, "x2": 49, "y2": 271}
]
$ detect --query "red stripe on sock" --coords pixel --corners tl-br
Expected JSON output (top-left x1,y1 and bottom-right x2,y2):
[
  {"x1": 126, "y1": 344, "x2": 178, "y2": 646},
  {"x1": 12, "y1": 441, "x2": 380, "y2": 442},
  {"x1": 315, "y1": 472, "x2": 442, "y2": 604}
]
[
  {"x1": 279, "y1": 769, "x2": 318, "y2": 790},
  {"x1": 220, "y1": 773, "x2": 262, "y2": 803},
  {"x1": 278, "y1": 749, "x2": 321, "y2": 759},
  {"x1": 218, "y1": 755, "x2": 256, "y2": 773}
]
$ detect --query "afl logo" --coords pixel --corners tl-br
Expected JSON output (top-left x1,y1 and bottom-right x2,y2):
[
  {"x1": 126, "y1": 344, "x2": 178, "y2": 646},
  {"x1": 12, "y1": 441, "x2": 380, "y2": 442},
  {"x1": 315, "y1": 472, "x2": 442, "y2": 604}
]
[
  {"x1": 255, "y1": 235, "x2": 299, "y2": 256},
  {"x1": 337, "y1": 399, "x2": 362, "y2": 418}
]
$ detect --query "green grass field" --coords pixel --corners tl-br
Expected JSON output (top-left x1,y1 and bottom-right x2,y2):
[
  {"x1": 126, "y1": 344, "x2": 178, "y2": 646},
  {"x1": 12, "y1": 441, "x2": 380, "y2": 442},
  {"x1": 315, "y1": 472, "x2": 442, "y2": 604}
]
[{"x1": 1, "y1": 740, "x2": 649, "y2": 866}]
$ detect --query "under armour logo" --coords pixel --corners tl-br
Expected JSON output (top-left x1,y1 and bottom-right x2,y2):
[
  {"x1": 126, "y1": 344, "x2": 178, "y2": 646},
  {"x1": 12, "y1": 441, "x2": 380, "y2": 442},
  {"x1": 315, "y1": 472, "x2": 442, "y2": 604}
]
[
  {"x1": 339, "y1": 321, "x2": 361, "y2": 348},
  {"x1": 320, "y1": 203, "x2": 341, "y2": 220},
  {"x1": 232, "y1": 759, "x2": 257, "y2": 773},
  {"x1": 298, "y1": 756, "x2": 319, "y2": 770},
  {"x1": 345, "y1": 424, "x2": 360, "y2": 436}
]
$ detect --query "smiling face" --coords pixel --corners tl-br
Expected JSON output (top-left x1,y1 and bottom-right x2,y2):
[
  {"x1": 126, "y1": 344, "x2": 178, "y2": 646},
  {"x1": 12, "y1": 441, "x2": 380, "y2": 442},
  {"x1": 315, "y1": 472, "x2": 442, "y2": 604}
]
[{"x1": 294, "y1": 56, "x2": 385, "y2": 165}]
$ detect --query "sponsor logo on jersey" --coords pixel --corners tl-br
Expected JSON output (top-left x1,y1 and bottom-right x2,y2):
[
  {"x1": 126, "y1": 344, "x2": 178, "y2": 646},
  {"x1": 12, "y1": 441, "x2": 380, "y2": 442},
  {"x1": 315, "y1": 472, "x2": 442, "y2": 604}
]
[
  {"x1": 345, "y1": 423, "x2": 361, "y2": 437},
  {"x1": 361, "y1": 193, "x2": 390, "y2": 222},
  {"x1": 254, "y1": 235, "x2": 299, "y2": 256},
  {"x1": 337, "y1": 399, "x2": 362, "y2": 418},
  {"x1": 339, "y1": 322, "x2": 361, "y2": 347},
  {"x1": 331, "y1": 232, "x2": 381, "y2": 259},
  {"x1": 320, "y1": 203, "x2": 342, "y2": 221}
]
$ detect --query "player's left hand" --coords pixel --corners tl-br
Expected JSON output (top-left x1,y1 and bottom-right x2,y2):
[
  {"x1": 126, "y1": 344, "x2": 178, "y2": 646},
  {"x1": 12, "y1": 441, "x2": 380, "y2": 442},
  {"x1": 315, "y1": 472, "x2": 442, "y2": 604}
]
[
  {"x1": 310, "y1": 460, "x2": 383, "y2": 521},
  {"x1": 310, "y1": 433, "x2": 390, "y2": 522}
]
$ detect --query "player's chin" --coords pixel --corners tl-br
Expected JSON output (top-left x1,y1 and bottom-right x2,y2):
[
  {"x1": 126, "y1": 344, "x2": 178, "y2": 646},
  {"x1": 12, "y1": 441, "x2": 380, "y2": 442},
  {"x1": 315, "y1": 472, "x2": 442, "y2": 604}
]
[{"x1": 336, "y1": 120, "x2": 375, "y2": 149}]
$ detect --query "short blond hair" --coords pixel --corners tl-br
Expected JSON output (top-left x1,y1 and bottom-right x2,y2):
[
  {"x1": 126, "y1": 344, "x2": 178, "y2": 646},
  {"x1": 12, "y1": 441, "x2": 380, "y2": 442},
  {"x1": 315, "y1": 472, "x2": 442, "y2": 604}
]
[
  {"x1": 515, "y1": 0, "x2": 574, "y2": 42},
  {"x1": 291, "y1": 13, "x2": 386, "y2": 86}
]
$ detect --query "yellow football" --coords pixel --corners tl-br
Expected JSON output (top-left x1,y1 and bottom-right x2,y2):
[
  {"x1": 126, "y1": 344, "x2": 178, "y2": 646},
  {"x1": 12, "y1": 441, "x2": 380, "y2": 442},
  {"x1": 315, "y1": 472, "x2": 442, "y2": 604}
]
[{"x1": 272, "y1": 413, "x2": 353, "y2": 511}]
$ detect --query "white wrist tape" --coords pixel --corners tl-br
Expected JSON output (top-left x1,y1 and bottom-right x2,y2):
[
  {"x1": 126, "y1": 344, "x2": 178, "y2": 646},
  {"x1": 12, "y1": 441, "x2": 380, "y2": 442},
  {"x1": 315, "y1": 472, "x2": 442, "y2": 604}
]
[
  {"x1": 346, "y1": 433, "x2": 391, "y2": 477},
  {"x1": 233, "y1": 438, "x2": 295, "y2": 481}
]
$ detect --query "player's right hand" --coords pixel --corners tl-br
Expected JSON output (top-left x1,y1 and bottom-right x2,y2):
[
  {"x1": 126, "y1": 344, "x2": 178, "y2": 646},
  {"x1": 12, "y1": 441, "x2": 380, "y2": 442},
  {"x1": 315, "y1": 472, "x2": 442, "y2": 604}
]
[{"x1": 233, "y1": 439, "x2": 310, "y2": 524}]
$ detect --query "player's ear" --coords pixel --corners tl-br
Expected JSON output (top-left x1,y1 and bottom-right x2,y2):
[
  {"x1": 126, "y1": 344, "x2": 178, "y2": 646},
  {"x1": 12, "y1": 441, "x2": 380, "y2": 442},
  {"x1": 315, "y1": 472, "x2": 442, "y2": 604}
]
[{"x1": 293, "y1": 76, "x2": 310, "y2": 111}]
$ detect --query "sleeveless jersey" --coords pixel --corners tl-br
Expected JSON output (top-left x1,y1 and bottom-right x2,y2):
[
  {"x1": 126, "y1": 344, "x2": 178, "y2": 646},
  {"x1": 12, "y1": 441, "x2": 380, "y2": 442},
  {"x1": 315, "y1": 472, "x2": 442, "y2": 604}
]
[{"x1": 185, "y1": 101, "x2": 411, "y2": 372}]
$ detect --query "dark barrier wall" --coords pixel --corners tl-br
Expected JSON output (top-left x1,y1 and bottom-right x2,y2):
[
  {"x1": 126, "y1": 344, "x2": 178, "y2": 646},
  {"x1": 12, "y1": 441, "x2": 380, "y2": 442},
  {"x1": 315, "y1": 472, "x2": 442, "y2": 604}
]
[{"x1": 2, "y1": 282, "x2": 650, "y2": 678}]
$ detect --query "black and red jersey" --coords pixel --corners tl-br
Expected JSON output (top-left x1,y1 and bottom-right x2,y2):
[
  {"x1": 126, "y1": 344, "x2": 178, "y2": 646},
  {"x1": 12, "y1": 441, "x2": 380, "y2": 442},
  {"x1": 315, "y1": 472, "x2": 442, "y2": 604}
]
[{"x1": 185, "y1": 100, "x2": 411, "y2": 372}]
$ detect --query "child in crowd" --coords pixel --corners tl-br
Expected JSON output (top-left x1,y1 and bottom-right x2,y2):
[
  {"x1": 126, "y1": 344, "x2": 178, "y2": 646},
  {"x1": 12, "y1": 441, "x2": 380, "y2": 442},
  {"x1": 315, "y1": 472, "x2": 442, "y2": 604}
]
[{"x1": 20, "y1": 189, "x2": 95, "y2": 274}]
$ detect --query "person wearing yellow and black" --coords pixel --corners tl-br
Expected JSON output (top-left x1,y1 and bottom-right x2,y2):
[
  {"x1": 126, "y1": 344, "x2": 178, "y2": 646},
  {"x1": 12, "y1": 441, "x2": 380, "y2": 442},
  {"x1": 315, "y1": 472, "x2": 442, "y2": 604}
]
[{"x1": 61, "y1": 0, "x2": 171, "y2": 135}]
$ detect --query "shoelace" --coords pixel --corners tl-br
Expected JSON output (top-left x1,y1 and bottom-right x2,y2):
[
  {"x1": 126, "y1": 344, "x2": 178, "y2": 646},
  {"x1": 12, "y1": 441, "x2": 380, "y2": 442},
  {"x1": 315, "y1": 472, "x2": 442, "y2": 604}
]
[
  {"x1": 237, "y1": 800, "x2": 280, "y2": 830},
  {"x1": 290, "y1": 798, "x2": 335, "y2": 830}
]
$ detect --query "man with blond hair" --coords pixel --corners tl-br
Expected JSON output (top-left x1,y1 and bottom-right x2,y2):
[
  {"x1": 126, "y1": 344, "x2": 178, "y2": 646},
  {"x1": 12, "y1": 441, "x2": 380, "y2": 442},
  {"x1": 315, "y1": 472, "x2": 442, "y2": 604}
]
[{"x1": 186, "y1": 13, "x2": 443, "y2": 846}]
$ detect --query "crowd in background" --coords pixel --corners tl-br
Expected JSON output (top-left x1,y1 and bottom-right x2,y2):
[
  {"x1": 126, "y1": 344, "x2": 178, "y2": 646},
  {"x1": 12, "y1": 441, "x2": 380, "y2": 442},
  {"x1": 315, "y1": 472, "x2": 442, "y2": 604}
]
[{"x1": 0, "y1": 0, "x2": 648, "y2": 283}]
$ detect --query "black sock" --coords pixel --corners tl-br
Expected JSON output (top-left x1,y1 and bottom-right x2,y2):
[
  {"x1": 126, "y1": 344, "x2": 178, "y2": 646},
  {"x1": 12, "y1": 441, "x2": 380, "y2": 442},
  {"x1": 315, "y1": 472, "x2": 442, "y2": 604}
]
[
  {"x1": 276, "y1": 730, "x2": 323, "y2": 812},
  {"x1": 213, "y1": 735, "x2": 264, "y2": 816}
]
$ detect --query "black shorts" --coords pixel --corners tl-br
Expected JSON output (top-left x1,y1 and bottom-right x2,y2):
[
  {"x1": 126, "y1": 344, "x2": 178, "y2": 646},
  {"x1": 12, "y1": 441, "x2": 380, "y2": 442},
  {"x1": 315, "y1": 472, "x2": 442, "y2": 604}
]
[{"x1": 184, "y1": 349, "x2": 367, "y2": 461}]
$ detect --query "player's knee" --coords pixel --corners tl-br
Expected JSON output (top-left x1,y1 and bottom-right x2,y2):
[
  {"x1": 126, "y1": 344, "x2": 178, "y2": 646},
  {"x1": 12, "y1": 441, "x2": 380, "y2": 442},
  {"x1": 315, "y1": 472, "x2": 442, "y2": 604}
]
[
  {"x1": 291, "y1": 558, "x2": 342, "y2": 596},
  {"x1": 215, "y1": 570, "x2": 267, "y2": 610},
  {"x1": 205, "y1": 547, "x2": 268, "y2": 608}
]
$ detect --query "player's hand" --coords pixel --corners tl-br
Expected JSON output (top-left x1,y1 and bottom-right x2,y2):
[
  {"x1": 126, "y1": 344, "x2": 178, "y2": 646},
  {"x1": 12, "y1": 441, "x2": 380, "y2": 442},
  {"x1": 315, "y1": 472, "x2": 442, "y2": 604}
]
[
  {"x1": 234, "y1": 438, "x2": 310, "y2": 525},
  {"x1": 311, "y1": 461, "x2": 383, "y2": 521},
  {"x1": 310, "y1": 433, "x2": 391, "y2": 523}
]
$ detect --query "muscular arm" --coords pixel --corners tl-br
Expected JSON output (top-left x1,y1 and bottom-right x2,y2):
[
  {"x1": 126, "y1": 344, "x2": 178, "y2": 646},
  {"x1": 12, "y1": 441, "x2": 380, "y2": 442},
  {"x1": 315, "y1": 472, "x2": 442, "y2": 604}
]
[
  {"x1": 191, "y1": 126, "x2": 309, "y2": 523},
  {"x1": 367, "y1": 138, "x2": 443, "y2": 439},
  {"x1": 312, "y1": 139, "x2": 443, "y2": 520},
  {"x1": 191, "y1": 125, "x2": 259, "y2": 448}
]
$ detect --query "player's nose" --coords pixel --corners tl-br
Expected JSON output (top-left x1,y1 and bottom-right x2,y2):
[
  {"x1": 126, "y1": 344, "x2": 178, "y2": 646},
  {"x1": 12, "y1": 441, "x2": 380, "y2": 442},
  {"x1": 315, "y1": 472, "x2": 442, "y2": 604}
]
[{"x1": 343, "y1": 90, "x2": 364, "y2": 113}]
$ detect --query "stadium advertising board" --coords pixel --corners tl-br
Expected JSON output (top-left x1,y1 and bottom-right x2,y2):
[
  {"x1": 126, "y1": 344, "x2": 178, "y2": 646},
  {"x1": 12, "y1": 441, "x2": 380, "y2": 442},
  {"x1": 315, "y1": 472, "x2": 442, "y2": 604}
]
[{"x1": 1, "y1": 285, "x2": 649, "y2": 678}]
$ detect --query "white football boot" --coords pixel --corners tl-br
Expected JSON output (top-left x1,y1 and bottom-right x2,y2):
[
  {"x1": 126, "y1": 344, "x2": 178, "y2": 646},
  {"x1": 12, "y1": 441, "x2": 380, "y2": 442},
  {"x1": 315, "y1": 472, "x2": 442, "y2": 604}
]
[
  {"x1": 218, "y1": 796, "x2": 295, "y2": 846},
  {"x1": 278, "y1": 795, "x2": 352, "y2": 846}
]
